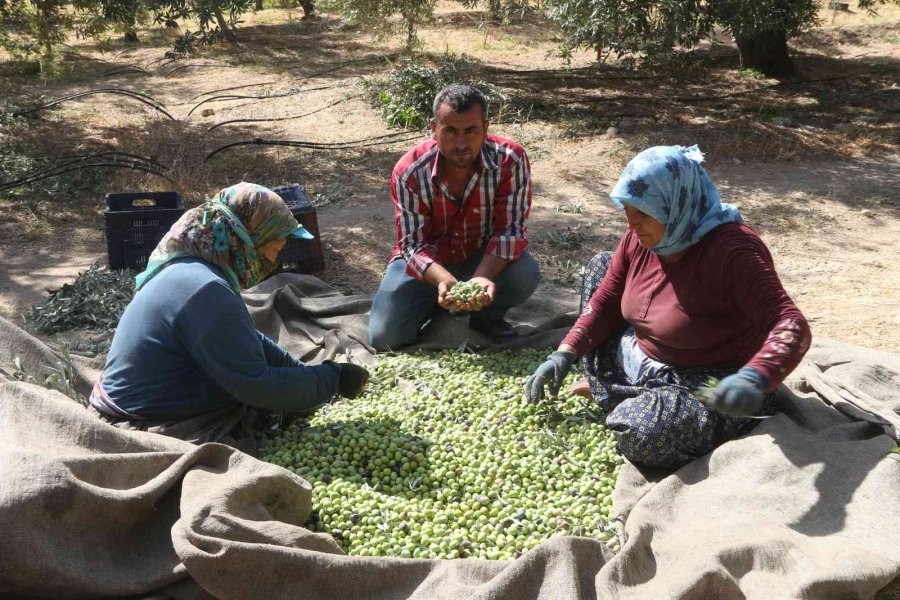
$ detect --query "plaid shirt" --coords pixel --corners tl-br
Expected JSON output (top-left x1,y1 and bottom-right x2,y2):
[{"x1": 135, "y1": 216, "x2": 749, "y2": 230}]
[{"x1": 389, "y1": 134, "x2": 532, "y2": 280}]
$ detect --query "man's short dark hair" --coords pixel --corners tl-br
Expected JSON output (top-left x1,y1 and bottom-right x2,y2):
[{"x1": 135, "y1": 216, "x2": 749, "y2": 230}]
[{"x1": 432, "y1": 84, "x2": 488, "y2": 120}]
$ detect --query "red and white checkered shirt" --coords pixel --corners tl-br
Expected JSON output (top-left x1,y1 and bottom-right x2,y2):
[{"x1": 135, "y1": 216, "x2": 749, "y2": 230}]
[{"x1": 389, "y1": 134, "x2": 532, "y2": 280}]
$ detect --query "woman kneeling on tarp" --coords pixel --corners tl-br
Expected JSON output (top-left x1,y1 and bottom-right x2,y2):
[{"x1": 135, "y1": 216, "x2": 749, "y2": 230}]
[
  {"x1": 88, "y1": 182, "x2": 369, "y2": 450},
  {"x1": 526, "y1": 146, "x2": 811, "y2": 469}
]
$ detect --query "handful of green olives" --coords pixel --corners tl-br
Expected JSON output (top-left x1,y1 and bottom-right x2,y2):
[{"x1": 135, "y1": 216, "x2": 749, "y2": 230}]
[{"x1": 447, "y1": 280, "x2": 486, "y2": 308}]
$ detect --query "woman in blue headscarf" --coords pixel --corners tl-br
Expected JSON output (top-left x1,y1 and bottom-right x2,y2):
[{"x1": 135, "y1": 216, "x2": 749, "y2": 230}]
[
  {"x1": 526, "y1": 146, "x2": 811, "y2": 469},
  {"x1": 89, "y1": 183, "x2": 370, "y2": 452}
]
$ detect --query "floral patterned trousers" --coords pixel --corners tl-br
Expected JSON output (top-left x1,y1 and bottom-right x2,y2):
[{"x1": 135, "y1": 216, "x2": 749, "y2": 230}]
[{"x1": 580, "y1": 252, "x2": 775, "y2": 469}]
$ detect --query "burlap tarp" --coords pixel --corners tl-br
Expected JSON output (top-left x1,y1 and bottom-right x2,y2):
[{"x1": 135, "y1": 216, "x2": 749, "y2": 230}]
[{"x1": 1, "y1": 274, "x2": 898, "y2": 599}]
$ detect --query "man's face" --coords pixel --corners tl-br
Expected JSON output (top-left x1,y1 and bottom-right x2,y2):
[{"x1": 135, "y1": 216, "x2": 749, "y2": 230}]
[{"x1": 430, "y1": 103, "x2": 488, "y2": 170}]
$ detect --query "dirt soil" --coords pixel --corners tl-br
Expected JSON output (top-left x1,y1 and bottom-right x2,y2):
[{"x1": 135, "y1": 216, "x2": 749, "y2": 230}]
[{"x1": 0, "y1": 2, "x2": 898, "y2": 354}]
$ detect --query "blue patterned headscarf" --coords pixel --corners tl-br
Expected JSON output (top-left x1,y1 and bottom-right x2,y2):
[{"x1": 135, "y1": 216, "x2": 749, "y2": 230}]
[{"x1": 609, "y1": 145, "x2": 742, "y2": 256}]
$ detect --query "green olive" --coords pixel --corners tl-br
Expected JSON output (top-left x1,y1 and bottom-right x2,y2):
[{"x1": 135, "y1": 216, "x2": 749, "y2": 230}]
[{"x1": 259, "y1": 350, "x2": 623, "y2": 560}]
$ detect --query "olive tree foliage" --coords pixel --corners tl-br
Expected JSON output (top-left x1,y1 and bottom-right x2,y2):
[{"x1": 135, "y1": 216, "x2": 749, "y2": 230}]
[
  {"x1": 455, "y1": 0, "x2": 537, "y2": 24},
  {"x1": 365, "y1": 53, "x2": 508, "y2": 129},
  {"x1": 149, "y1": 0, "x2": 255, "y2": 43},
  {"x1": 544, "y1": 0, "x2": 710, "y2": 64},
  {"x1": 321, "y1": 0, "x2": 435, "y2": 48},
  {"x1": 0, "y1": 0, "x2": 254, "y2": 69},
  {"x1": 0, "y1": 0, "x2": 97, "y2": 68},
  {"x1": 544, "y1": 0, "x2": 899, "y2": 75}
]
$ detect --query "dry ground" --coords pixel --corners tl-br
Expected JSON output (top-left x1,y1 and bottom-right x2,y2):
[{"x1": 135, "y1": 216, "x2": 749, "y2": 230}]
[{"x1": 0, "y1": 2, "x2": 898, "y2": 358}]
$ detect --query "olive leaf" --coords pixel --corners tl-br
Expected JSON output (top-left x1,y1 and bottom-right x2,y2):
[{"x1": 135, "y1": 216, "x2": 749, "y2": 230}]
[{"x1": 28, "y1": 262, "x2": 136, "y2": 355}]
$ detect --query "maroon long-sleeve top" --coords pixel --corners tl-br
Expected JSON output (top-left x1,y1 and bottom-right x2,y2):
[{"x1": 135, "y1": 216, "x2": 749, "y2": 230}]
[{"x1": 562, "y1": 222, "x2": 811, "y2": 391}]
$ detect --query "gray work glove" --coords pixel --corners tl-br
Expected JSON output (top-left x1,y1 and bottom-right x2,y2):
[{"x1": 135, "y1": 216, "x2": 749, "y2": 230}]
[
  {"x1": 704, "y1": 367, "x2": 768, "y2": 417},
  {"x1": 338, "y1": 363, "x2": 370, "y2": 399},
  {"x1": 525, "y1": 351, "x2": 576, "y2": 403}
]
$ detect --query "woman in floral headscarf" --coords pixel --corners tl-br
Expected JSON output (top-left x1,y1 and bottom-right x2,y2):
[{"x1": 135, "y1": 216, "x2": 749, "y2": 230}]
[
  {"x1": 89, "y1": 182, "x2": 369, "y2": 450},
  {"x1": 526, "y1": 146, "x2": 811, "y2": 469}
]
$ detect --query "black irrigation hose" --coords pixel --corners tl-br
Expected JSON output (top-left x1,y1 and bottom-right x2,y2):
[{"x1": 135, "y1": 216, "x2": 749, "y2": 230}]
[
  {"x1": 0, "y1": 152, "x2": 169, "y2": 187},
  {"x1": 5, "y1": 163, "x2": 173, "y2": 190},
  {"x1": 158, "y1": 58, "x2": 181, "y2": 70},
  {"x1": 114, "y1": 47, "x2": 139, "y2": 59},
  {"x1": 189, "y1": 53, "x2": 398, "y2": 102},
  {"x1": 188, "y1": 80, "x2": 280, "y2": 102},
  {"x1": 187, "y1": 84, "x2": 338, "y2": 116},
  {"x1": 101, "y1": 65, "x2": 150, "y2": 78},
  {"x1": 144, "y1": 56, "x2": 182, "y2": 70},
  {"x1": 55, "y1": 151, "x2": 170, "y2": 171},
  {"x1": 15, "y1": 88, "x2": 168, "y2": 114},
  {"x1": 206, "y1": 130, "x2": 423, "y2": 161},
  {"x1": 14, "y1": 89, "x2": 175, "y2": 121},
  {"x1": 207, "y1": 93, "x2": 364, "y2": 132},
  {"x1": 60, "y1": 47, "x2": 112, "y2": 64},
  {"x1": 0, "y1": 159, "x2": 172, "y2": 191},
  {"x1": 165, "y1": 63, "x2": 230, "y2": 78}
]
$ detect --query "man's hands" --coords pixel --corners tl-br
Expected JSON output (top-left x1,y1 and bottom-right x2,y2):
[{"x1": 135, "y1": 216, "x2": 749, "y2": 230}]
[
  {"x1": 426, "y1": 255, "x2": 505, "y2": 312},
  {"x1": 438, "y1": 277, "x2": 495, "y2": 312},
  {"x1": 467, "y1": 276, "x2": 495, "y2": 309}
]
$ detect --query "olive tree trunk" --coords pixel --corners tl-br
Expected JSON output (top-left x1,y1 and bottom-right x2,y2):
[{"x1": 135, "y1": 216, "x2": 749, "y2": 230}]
[
  {"x1": 488, "y1": 0, "x2": 502, "y2": 23},
  {"x1": 735, "y1": 29, "x2": 794, "y2": 77},
  {"x1": 214, "y1": 10, "x2": 238, "y2": 41},
  {"x1": 299, "y1": 0, "x2": 315, "y2": 19}
]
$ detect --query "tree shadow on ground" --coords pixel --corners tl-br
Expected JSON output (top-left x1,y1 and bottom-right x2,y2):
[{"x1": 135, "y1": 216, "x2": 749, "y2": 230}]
[
  {"x1": 480, "y1": 44, "x2": 898, "y2": 223},
  {"x1": 432, "y1": 8, "x2": 557, "y2": 46},
  {"x1": 0, "y1": 75, "x2": 414, "y2": 316},
  {"x1": 197, "y1": 17, "x2": 393, "y2": 76}
]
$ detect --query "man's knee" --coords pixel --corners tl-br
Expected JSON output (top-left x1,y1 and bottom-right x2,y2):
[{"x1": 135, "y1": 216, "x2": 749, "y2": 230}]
[
  {"x1": 368, "y1": 322, "x2": 417, "y2": 351},
  {"x1": 368, "y1": 276, "x2": 435, "y2": 351},
  {"x1": 368, "y1": 299, "x2": 421, "y2": 350},
  {"x1": 498, "y1": 251, "x2": 540, "y2": 303}
]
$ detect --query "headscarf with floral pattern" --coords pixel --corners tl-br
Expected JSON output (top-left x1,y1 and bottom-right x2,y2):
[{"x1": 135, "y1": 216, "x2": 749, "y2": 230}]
[
  {"x1": 135, "y1": 182, "x2": 300, "y2": 292},
  {"x1": 609, "y1": 145, "x2": 742, "y2": 256}
]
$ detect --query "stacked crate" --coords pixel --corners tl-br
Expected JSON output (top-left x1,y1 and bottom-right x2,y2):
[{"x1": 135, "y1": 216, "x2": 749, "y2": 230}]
[
  {"x1": 104, "y1": 192, "x2": 185, "y2": 271},
  {"x1": 272, "y1": 183, "x2": 325, "y2": 273}
]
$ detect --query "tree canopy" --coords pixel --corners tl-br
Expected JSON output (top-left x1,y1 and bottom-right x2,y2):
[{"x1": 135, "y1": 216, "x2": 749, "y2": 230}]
[
  {"x1": 0, "y1": 0, "x2": 254, "y2": 68},
  {"x1": 545, "y1": 0, "x2": 899, "y2": 75}
]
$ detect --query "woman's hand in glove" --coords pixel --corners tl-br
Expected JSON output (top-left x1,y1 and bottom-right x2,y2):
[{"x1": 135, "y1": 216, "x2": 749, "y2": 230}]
[
  {"x1": 705, "y1": 367, "x2": 768, "y2": 417},
  {"x1": 525, "y1": 351, "x2": 576, "y2": 403},
  {"x1": 338, "y1": 363, "x2": 370, "y2": 399}
]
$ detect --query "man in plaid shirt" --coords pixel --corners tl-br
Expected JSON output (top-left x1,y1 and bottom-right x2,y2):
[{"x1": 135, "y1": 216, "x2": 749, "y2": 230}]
[{"x1": 368, "y1": 84, "x2": 540, "y2": 349}]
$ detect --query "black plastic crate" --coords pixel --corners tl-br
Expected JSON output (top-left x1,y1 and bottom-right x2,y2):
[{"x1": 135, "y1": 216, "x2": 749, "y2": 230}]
[
  {"x1": 272, "y1": 184, "x2": 325, "y2": 273},
  {"x1": 104, "y1": 191, "x2": 185, "y2": 271}
]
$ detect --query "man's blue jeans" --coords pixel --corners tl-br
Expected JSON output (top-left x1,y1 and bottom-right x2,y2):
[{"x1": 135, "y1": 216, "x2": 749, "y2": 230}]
[{"x1": 368, "y1": 250, "x2": 540, "y2": 350}]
